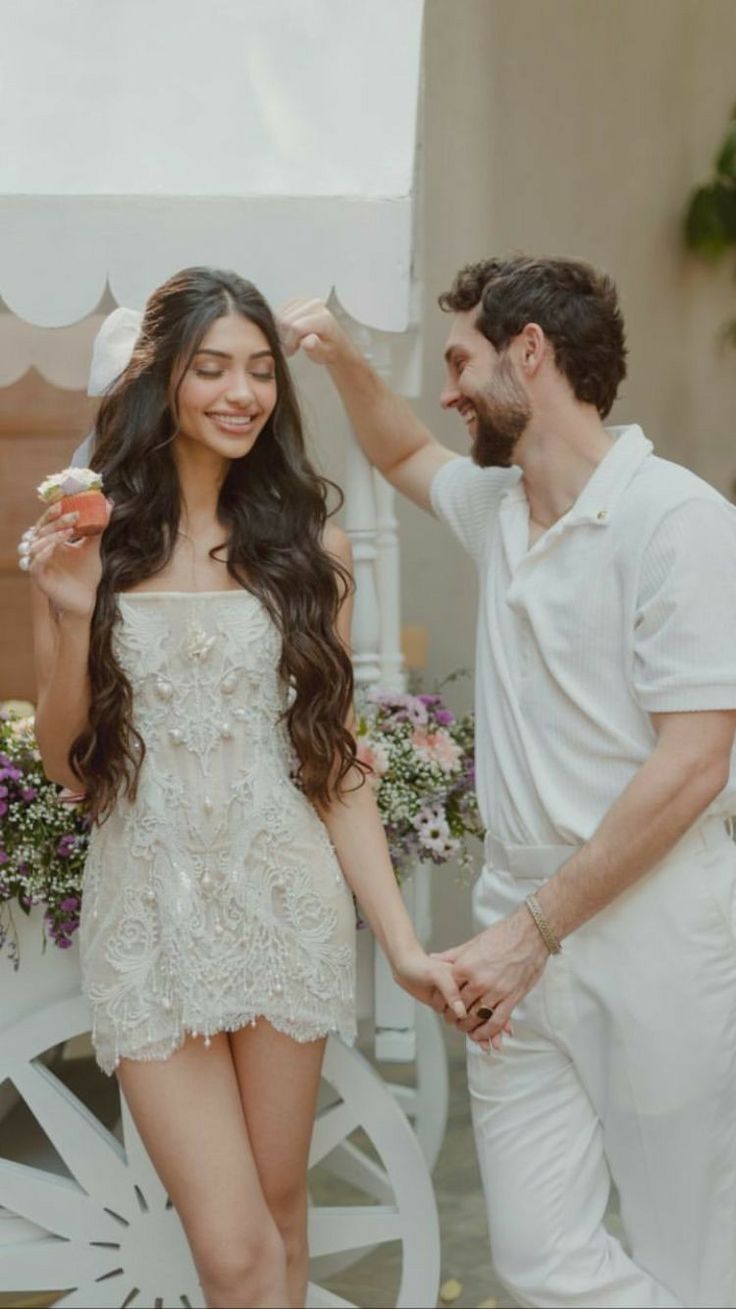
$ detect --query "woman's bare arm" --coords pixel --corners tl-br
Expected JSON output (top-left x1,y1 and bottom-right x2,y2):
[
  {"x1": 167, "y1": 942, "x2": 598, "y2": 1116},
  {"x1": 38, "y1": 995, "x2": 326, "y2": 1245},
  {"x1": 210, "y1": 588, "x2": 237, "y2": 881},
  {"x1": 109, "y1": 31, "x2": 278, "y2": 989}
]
[
  {"x1": 315, "y1": 523, "x2": 466, "y2": 1017},
  {"x1": 27, "y1": 505, "x2": 101, "y2": 787}
]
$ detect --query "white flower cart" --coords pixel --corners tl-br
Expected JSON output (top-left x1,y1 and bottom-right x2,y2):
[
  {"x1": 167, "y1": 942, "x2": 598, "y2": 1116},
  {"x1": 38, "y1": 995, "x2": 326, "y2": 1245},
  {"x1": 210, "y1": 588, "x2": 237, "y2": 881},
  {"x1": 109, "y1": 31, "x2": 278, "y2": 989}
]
[
  {"x1": 0, "y1": 899, "x2": 448, "y2": 1309},
  {"x1": 0, "y1": 4, "x2": 454, "y2": 1302}
]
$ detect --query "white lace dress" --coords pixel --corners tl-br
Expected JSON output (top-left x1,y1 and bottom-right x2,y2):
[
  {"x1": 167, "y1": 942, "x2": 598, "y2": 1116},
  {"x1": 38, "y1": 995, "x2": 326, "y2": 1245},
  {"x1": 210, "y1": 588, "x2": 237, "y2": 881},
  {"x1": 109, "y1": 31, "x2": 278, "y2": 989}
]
[{"x1": 80, "y1": 590, "x2": 357, "y2": 1075}]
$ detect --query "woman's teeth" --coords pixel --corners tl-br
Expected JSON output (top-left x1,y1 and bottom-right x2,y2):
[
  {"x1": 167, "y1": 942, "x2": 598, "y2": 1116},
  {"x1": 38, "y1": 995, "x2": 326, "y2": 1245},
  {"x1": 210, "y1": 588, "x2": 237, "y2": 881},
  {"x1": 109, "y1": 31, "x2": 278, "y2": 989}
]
[{"x1": 208, "y1": 413, "x2": 254, "y2": 432}]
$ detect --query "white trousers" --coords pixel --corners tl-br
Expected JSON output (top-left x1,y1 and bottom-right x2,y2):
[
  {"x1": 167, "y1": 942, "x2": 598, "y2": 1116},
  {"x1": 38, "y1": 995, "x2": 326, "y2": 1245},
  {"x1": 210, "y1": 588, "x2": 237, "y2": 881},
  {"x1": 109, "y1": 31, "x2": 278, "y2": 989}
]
[{"x1": 468, "y1": 818, "x2": 736, "y2": 1308}]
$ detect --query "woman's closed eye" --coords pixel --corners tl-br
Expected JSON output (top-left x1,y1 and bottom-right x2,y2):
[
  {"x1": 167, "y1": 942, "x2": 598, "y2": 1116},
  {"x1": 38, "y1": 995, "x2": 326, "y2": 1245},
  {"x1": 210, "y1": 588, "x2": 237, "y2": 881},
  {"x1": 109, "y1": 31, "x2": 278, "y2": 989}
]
[{"x1": 194, "y1": 368, "x2": 275, "y2": 381}]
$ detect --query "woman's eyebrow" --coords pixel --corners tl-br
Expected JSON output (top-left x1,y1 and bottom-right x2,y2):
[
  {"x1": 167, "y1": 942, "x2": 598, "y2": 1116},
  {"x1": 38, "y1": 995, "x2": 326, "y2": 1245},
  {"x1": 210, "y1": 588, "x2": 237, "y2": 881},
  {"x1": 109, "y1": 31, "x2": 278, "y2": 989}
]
[{"x1": 193, "y1": 348, "x2": 274, "y2": 361}]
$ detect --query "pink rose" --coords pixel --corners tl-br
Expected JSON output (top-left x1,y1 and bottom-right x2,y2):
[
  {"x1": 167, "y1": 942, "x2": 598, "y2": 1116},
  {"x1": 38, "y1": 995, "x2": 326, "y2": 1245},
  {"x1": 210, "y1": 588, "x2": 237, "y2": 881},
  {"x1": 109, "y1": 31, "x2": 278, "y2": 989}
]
[{"x1": 411, "y1": 728, "x2": 462, "y2": 773}]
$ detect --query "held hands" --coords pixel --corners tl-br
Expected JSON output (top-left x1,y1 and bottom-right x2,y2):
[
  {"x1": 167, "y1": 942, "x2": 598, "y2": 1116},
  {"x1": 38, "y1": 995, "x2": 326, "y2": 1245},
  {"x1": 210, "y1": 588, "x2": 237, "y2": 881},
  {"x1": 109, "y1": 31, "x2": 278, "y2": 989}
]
[
  {"x1": 23, "y1": 502, "x2": 105, "y2": 619},
  {"x1": 391, "y1": 943, "x2": 468, "y2": 1023},
  {"x1": 433, "y1": 908, "x2": 550, "y2": 1050},
  {"x1": 277, "y1": 298, "x2": 354, "y2": 367}
]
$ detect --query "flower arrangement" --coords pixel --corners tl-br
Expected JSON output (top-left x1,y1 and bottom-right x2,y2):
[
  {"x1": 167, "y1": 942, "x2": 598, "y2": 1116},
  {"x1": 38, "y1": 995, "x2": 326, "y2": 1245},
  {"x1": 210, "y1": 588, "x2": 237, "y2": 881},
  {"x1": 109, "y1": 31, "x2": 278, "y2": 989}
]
[
  {"x1": 354, "y1": 682, "x2": 483, "y2": 879},
  {"x1": 0, "y1": 682, "x2": 483, "y2": 963},
  {"x1": 0, "y1": 702, "x2": 88, "y2": 966}
]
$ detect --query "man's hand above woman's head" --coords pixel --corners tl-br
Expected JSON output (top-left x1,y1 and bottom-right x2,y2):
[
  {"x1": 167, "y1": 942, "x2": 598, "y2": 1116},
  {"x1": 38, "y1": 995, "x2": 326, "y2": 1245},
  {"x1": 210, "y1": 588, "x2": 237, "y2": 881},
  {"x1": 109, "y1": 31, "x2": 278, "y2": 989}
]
[{"x1": 277, "y1": 298, "x2": 355, "y2": 366}]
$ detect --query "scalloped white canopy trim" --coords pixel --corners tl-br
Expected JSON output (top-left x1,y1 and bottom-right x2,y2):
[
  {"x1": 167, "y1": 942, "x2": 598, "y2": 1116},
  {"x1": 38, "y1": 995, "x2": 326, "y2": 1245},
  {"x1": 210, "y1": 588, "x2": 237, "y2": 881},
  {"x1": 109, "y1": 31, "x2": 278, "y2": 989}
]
[
  {"x1": 0, "y1": 196, "x2": 413, "y2": 332},
  {"x1": 0, "y1": 311, "x2": 104, "y2": 390}
]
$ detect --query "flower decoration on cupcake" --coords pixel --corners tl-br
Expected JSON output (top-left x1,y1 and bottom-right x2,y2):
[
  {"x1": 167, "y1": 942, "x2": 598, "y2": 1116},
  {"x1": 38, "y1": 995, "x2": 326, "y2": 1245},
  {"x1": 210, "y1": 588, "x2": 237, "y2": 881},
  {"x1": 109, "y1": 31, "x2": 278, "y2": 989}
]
[{"x1": 37, "y1": 467, "x2": 110, "y2": 537}]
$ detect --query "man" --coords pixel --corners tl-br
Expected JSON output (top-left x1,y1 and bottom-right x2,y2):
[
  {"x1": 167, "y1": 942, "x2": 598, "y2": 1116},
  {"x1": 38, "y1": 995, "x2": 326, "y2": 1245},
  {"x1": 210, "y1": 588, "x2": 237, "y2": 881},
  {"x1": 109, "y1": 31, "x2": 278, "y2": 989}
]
[{"x1": 280, "y1": 256, "x2": 736, "y2": 1309}]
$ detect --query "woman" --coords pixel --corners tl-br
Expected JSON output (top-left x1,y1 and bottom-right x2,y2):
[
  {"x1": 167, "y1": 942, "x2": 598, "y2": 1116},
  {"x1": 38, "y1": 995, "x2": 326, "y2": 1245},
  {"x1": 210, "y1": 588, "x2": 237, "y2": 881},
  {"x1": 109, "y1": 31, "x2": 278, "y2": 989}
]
[{"x1": 24, "y1": 267, "x2": 465, "y2": 1309}]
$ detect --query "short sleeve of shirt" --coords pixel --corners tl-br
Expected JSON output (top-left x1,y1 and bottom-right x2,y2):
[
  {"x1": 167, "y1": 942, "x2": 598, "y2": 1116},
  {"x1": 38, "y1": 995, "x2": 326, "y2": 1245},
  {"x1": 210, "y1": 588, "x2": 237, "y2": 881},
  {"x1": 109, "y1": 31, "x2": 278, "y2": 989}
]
[
  {"x1": 430, "y1": 457, "x2": 513, "y2": 564},
  {"x1": 632, "y1": 496, "x2": 736, "y2": 712}
]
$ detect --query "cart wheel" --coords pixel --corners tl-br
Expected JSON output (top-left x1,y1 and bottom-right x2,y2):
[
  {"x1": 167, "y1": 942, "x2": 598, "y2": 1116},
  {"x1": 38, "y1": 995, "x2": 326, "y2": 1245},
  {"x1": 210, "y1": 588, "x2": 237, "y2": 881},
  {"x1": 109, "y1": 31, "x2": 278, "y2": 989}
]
[
  {"x1": 388, "y1": 1002, "x2": 450, "y2": 1173},
  {"x1": 0, "y1": 993, "x2": 440, "y2": 1309}
]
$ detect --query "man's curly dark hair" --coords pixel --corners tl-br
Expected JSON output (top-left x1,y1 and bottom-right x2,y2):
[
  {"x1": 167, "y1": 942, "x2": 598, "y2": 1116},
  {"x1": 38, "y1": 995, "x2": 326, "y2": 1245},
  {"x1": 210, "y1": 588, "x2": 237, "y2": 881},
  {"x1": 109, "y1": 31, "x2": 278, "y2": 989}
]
[{"x1": 439, "y1": 255, "x2": 627, "y2": 418}]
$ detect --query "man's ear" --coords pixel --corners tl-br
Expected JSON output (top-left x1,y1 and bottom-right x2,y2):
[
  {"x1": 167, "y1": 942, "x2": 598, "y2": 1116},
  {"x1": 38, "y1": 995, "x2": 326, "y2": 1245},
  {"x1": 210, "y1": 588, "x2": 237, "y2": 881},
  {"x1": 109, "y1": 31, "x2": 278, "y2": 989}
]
[{"x1": 518, "y1": 322, "x2": 546, "y2": 377}]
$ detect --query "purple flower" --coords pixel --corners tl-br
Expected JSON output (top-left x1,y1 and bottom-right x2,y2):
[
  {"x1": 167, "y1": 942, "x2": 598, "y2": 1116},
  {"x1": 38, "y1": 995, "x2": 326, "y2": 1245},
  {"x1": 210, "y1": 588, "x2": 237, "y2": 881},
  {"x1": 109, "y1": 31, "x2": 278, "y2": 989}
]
[
  {"x1": 435, "y1": 709, "x2": 455, "y2": 726},
  {"x1": 55, "y1": 938, "x2": 73, "y2": 949},
  {"x1": 56, "y1": 835, "x2": 77, "y2": 858},
  {"x1": 59, "y1": 896, "x2": 80, "y2": 911},
  {"x1": 0, "y1": 851, "x2": 8, "y2": 865},
  {"x1": 0, "y1": 801, "x2": 7, "y2": 818},
  {"x1": 21, "y1": 787, "x2": 38, "y2": 803}
]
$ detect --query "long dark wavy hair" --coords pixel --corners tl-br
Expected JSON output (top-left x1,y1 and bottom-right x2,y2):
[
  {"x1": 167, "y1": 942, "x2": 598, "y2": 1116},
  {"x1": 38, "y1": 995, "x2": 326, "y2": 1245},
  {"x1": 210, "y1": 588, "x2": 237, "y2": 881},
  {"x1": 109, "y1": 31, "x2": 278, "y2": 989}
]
[{"x1": 70, "y1": 267, "x2": 361, "y2": 821}]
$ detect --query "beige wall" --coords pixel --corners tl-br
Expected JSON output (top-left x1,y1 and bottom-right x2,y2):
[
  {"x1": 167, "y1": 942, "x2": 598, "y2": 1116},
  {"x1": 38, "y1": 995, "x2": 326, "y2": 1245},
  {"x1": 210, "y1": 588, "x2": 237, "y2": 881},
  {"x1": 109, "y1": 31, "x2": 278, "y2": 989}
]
[
  {"x1": 297, "y1": 0, "x2": 736, "y2": 948},
  {"x1": 404, "y1": 0, "x2": 736, "y2": 944}
]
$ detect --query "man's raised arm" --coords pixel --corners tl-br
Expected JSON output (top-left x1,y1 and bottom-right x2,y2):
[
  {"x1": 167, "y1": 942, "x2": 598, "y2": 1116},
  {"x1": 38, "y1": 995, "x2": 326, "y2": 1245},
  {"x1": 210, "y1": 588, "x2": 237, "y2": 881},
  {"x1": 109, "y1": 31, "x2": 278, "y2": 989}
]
[{"x1": 278, "y1": 299, "x2": 455, "y2": 512}]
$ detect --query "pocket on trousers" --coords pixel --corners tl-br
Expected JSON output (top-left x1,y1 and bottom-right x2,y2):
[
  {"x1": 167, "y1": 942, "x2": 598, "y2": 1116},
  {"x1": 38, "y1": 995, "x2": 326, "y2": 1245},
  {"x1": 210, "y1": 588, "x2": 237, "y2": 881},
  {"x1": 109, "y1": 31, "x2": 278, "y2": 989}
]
[{"x1": 697, "y1": 843, "x2": 736, "y2": 950}]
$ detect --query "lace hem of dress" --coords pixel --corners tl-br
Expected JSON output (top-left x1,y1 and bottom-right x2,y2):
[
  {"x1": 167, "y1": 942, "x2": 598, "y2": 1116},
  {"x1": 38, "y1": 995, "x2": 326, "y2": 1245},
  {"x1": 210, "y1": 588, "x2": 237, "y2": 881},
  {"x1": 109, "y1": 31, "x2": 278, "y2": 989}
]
[{"x1": 92, "y1": 1008, "x2": 358, "y2": 1077}]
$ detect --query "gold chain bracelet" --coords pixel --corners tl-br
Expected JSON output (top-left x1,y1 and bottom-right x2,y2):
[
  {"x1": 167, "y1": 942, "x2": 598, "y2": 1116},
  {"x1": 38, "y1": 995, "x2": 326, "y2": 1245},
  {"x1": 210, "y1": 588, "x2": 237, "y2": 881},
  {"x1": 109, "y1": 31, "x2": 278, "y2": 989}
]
[{"x1": 525, "y1": 892, "x2": 563, "y2": 955}]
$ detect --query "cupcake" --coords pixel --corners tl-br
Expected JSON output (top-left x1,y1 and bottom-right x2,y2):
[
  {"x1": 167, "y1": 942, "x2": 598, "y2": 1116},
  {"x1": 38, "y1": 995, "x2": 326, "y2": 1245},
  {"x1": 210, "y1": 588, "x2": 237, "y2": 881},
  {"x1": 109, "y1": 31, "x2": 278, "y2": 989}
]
[{"x1": 37, "y1": 468, "x2": 110, "y2": 537}]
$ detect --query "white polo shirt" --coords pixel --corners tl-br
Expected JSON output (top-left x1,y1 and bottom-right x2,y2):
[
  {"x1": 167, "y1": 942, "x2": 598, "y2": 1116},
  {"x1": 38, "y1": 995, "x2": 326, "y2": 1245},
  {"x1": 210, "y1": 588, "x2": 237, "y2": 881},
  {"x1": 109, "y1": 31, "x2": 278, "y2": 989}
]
[{"x1": 431, "y1": 424, "x2": 736, "y2": 845}]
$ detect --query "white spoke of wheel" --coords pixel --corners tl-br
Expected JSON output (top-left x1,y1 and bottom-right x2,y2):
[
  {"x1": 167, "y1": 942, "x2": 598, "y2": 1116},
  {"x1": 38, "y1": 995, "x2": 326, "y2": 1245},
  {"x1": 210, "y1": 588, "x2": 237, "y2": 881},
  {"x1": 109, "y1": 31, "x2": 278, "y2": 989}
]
[
  {"x1": 306, "y1": 1283, "x2": 356, "y2": 1309},
  {"x1": 309, "y1": 1099, "x2": 361, "y2": 1169},
  {"x1": 0, "y1": 994, "x2": 90, "y2": 1069},
  {"x1": 11, "y1": 1061, "x2": 134, "y2": 1217},
  {"x1": 322, "y1": 1139, "x2": 393, "y2": 1205},
  {"x1": 0, "y1": 1159, "x2": 120, "y2": 1243},
  {"x1": 308, "y1": 1204, "x2": 401, "y2": 1258},
  {"x1": 119, "y1": 1092, "x2": 168, "y2": 1211},
  {"x1": 0, "y1": 1208, "x2": 47, "y2": 1245},
  {"x1": 0, "y1": 1236, "x2": 115, "y2": 1290}
]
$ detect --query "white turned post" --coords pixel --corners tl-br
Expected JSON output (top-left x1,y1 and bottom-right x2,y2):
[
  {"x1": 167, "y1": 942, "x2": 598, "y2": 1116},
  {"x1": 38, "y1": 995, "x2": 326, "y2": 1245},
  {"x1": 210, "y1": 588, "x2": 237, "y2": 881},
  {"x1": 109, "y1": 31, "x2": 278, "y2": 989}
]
[
  {"x1": 340, "y1": 316, "x2": 431, "y2": 1064},
  {"x1": 343, "y1": 427, "x2": 381, "y2": 689},
  {"x1": 374, "y1": 472, "x2": 406, "y2": 694},
  {"x1": 345, "y1": 323, "x2": 416, "y2": 1061}
]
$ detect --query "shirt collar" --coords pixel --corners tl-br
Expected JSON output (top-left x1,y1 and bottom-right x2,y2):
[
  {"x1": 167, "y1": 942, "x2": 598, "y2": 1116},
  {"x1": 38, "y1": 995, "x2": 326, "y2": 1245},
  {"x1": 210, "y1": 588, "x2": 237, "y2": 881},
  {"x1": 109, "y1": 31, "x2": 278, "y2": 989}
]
[
  {"x1": 567, "y1": 424, "x2": 652, "y2": 526},
  {"x1": 500, "y1": 423, "x2": 653, "y2": 528}
]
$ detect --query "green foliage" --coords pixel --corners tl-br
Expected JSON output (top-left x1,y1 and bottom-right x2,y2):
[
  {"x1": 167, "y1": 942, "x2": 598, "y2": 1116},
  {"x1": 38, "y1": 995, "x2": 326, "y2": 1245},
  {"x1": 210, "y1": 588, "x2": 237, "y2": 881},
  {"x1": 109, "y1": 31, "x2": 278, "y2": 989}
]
[
  {"x1": 685, "y1": 181, "x2": 736, "y2": 259},
  {"x1": 684, "y1": 104, "x2": 736, "y2": 344}
]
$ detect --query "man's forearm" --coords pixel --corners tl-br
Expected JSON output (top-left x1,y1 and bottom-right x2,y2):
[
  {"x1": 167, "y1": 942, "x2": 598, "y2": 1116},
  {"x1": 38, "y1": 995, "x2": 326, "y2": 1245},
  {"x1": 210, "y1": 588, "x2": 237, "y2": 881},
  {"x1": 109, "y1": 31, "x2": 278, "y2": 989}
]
[
  {"x1": 327, "y1": 341, "x2": 435, "y2": 476},
  {"x1": 535, "y1": 739, "x2": 730, "y2": 942}
]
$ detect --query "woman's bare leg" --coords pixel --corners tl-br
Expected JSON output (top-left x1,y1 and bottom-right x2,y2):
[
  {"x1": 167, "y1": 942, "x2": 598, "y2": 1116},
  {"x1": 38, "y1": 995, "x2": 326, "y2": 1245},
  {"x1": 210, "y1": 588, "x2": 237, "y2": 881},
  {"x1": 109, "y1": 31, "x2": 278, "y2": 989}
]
[
  {"x1": 117, "y1": 1032, "x2": 289, "y2": 1308},
  {"x1": 230, "y1": 1022, "x2": 327, "y2": 1309}
]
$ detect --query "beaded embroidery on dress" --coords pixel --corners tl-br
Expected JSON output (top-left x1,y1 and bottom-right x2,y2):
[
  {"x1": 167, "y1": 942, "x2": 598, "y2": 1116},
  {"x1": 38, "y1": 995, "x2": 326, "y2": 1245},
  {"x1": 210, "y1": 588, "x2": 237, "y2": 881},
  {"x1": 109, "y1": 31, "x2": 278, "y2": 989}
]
[{"x1": 80, "y1": 590, "x2": 356, "y2": 1075}]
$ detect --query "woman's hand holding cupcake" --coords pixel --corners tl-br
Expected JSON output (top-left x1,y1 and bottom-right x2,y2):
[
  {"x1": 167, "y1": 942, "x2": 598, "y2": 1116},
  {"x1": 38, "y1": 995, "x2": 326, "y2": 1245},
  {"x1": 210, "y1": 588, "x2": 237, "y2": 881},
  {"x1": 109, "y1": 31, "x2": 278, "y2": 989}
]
[{"x1": 19, "y1": 468, "x2": 111, "y2": 618}]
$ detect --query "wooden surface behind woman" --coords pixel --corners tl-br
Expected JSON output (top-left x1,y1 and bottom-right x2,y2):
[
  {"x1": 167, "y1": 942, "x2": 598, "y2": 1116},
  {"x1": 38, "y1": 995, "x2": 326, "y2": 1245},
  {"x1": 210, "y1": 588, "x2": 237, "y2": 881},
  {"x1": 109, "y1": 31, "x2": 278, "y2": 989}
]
[{"x1": 0, "y1": 372, "x2": 96, "y2": 700}]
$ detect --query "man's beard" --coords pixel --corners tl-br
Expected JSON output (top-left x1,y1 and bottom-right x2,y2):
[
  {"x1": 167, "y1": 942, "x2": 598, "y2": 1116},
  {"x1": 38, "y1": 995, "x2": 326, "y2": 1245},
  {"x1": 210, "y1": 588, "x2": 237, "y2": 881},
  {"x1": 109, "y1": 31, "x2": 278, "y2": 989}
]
[{"x1": 470, "y1": 357, "x2": 531, "y2": 468}]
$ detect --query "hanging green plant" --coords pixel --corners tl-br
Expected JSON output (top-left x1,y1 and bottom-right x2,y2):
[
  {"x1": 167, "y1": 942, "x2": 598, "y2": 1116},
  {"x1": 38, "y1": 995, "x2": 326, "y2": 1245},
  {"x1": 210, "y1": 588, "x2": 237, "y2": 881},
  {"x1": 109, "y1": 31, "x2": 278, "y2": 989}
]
[{"x1": 684, "y1": 103, "x2": 736, "y2": 345}]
